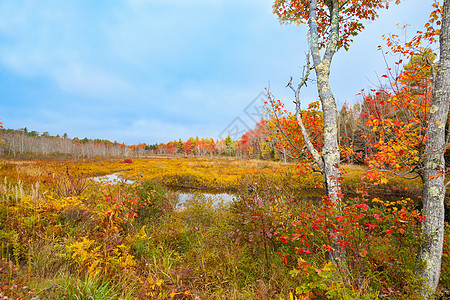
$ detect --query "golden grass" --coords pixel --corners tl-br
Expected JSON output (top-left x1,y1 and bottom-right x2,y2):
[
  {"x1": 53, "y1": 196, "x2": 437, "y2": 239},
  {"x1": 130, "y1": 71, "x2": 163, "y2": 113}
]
[
  {"x1": 0, "y1": 155, "x2": 440, "y2": 299},
  {"x1": 0, "y1": 156, "x2": 422, "y2": 196}
]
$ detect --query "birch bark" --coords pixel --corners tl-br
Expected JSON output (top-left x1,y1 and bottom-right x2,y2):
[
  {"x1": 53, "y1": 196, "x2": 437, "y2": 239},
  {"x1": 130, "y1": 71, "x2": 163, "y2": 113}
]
[
  {"x1": 306, "y1": 0, "x2": 342, "y2": 206},
  {"x1": 300, "y1": 0, "x2": 347, "y2": 265},
  {"x1": 415, "y1": 0, "x2": 450, "y2": 297}
]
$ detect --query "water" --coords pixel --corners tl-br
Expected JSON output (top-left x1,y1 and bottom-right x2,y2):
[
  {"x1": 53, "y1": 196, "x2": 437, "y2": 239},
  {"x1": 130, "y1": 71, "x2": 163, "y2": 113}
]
[
  {"x1": 91, "y1": 173, "x2": 234, "y2": 205},
  {"x1": 177, "y1": 191, "x2": 235, "y2": 205},
  {"x1": 91, "y1": 173, "x2": 135, "y2": 184},
  {"x1": 90, "y1": 173, "x2": 420, "y2": 212},
  {"x1": 90, "y1": 172, "x2": 233, "y2": 206}
]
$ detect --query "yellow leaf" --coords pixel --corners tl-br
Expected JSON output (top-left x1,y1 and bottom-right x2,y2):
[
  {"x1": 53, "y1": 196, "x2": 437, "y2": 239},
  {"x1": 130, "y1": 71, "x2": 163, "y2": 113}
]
[{"x1": 156, "y1": 279, "x2": 164, "y2": 287}]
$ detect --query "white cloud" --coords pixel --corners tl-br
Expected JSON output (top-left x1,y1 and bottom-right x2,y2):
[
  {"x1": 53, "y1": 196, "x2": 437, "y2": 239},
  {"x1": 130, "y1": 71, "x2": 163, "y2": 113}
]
[
  {"x1": 0, "y1": 1, "x2": 134, "y2": 100},
  {"x1": 53, "y1": 63, "x2": 135, "y2": 99},
  {"x1": 0, "y1": 0, "x2": 437, "y2": 144}
]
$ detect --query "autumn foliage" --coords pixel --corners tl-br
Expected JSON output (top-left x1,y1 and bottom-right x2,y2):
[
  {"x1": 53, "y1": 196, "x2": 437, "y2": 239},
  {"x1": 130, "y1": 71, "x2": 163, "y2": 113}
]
[
  {"x1": 0, "y1": 1, "x2": 448, "y2": 298},
  {"x1": 273, "y1": 0, "x2": 401, "y2": 50},
  {"x1": 264, "y1": 93, "x2": 324, "y2": 161},
  {"x1": 362, "y1": 2, "x2": 442, "y2": 183}
]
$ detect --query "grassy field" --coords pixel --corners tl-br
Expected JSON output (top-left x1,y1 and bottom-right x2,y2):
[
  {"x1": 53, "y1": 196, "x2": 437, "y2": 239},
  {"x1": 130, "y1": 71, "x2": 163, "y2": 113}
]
[
  {"x1": 0, "y1": 156, "x2": 445, "y2": 299},
  {"x1": 6, "y1": 155, "x2": 419, "y2": 193}
]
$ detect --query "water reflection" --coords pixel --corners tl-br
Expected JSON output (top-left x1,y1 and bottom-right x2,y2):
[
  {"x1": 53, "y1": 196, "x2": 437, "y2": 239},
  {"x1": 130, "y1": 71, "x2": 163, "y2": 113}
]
[
  {"x1": 174, "y1": 189, "x2": 236, "y2": 209},
  {"x1": 178, "y1": 192, "x2": 235, "y2": 202},
  {"x1": 91, "y1": 173, "x2": 135, "y2": 184}
]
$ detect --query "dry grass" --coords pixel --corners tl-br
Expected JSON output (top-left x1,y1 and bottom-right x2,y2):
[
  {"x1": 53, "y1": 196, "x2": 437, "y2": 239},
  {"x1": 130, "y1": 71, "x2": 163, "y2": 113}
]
[{"x1": 0, "y1": 156, "x2": 433, "y2": 299}]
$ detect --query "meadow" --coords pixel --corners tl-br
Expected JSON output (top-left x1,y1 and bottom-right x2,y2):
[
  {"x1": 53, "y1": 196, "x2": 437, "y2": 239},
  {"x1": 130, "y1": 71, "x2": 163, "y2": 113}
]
[{"x1": 0, "y1": 156, "x2": 447, "y2": 299}]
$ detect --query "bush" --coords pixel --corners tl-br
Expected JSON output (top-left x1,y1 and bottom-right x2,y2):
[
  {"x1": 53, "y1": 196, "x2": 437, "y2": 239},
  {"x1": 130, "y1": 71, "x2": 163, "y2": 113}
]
[{"x1": 134, "y1": 180, "x2": 177, "y2": 223}]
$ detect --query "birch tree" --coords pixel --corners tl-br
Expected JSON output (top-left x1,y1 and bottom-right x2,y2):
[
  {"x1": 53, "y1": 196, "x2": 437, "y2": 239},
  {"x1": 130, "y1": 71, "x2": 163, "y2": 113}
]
[
  {"x1": 273, "y1": 0, "x2": 400, "y2": 202},
  {"x1": 272, "y1": 0, "x2": 400, "y2": 265},
  {"x1": 415, "y1": 0, "x2": 449, "y2": 297},
  {"x1": 356, "y1": 2, "x2": 446, "y2": 295}
]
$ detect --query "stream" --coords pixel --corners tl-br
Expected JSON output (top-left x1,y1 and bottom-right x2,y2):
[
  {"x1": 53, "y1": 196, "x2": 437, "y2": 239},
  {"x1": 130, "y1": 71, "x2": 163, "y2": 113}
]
[
  {"x1": 90, "y1": 173, "x2": 235, "y2": 205},
  {"x1": 91, "y1": 173, "x2": 135, "y2": 184},
  {"x1": 90, "y1": 172, "x2": 423, "y2": 212},
  {"x1": 177, "y1": 191, "x2": 235, "y2": 204}
]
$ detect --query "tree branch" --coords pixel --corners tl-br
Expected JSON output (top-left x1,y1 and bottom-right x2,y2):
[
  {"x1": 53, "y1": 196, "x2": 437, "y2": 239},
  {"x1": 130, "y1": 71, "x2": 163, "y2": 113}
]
[
  {"x1": 292, "y1": 53, "x2": 325, "y2": 171},
  {"x1": 323, "y1": 0, "x2": 340, "y2": 63},
  {"x1": 308, "y1": 0, "x2": 322, "y2": 65}
]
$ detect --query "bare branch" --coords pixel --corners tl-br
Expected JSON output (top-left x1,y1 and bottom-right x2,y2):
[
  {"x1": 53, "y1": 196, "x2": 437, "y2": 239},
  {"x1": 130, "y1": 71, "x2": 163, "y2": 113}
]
[
  {"x1": 445, "y1": 179, "x2": 450, "y2": 188},
  {"x1": 292, "y1": 53, "x2": 324, "y2": 170},
  {"x1": 377, "y1": 167, "x2": 422, "y2": 180},
  {"x1": 265, "y1": 88, "x2": 305, "y2": 157}
]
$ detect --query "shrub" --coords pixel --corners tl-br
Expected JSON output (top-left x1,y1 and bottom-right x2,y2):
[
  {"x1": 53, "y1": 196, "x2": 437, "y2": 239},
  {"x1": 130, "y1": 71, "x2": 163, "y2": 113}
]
[{"x1": 134, "y1": 180, "x2": 177, "y2": 223}]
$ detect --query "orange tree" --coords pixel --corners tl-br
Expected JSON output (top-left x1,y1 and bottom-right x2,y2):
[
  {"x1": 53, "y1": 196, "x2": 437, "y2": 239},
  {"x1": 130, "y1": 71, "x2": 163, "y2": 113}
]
[
  {"x1": 362, "y1": 2, "x2": 447, "y2": 297},
  {"x1": 362, "y1": 2, "x2": 442, "y2": 183},
  {"x1": 271, "y1": 0, "x2": 400, "y2": 266},
  {"x1": 361, "y1": 51, "x2": 435, "y2": 183},
  {"x1": 236, "y1": 121, "x2": 267, "y2": 159},
  {"x1": 264, "y1": 99, "x2": 324, "y2": 162}
]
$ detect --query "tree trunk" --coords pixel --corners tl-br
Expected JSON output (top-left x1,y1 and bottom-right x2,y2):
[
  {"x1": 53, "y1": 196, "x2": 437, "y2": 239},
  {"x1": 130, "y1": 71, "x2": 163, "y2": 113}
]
[
  {"x1": 318, "y1": 69, "x2": 342, "y2": 203},
  {"x1": 303, "y1": 0, "x2": 346, "y2": 266},
  {"x1": 306, "y1": 0, "x2": 342, "y2": 204},
  {"x1": 415, "y1": 0, "x2": 449, "y2": 297}
]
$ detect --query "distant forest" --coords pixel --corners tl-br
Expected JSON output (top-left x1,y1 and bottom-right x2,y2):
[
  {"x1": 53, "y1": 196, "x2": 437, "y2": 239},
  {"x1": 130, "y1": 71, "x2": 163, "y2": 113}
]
[{"x1": 0, "y1": 95, "x2": 383, "y2": 163}]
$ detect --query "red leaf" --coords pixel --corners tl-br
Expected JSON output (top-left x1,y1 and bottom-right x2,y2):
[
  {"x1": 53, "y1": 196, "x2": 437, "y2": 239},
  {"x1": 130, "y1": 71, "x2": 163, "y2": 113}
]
[
  {"x1": 278, "y1": 253, "x2": 288, "y2": 264},
  {"x1": 360, "y1": 249, "x2": 368, "y2": 257},
  {"x1": 366, "y1": 223, "x2": 378, "y2": 230}
]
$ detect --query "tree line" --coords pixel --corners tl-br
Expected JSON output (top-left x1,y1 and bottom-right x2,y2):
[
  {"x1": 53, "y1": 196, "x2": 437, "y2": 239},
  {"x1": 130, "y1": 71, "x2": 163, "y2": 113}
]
[{"x1": 0, "y1": 127, "x2": 127, "y2": 158}]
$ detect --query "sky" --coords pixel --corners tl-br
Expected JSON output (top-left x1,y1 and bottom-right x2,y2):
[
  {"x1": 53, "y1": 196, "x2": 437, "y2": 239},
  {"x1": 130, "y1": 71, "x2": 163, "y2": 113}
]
[{"x1": 0, "y1": 0, "x2": 435, "y2": 145}]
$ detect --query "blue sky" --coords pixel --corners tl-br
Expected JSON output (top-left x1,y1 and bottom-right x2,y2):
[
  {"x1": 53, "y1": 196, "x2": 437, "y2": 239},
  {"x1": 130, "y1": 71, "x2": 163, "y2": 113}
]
[{"x1": 0, "y1": 0, "x2": 434, "y2": 144}]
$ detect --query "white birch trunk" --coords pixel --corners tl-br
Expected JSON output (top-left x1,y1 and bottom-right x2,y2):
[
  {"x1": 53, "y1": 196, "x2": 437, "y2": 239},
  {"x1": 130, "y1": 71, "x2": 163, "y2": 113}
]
[
  {"x1": 296, "y1": 0, "x2": 346, "y2": 266},
  {"x1": 415, "y1": 0, "x2": 449, "y2": 297}
]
